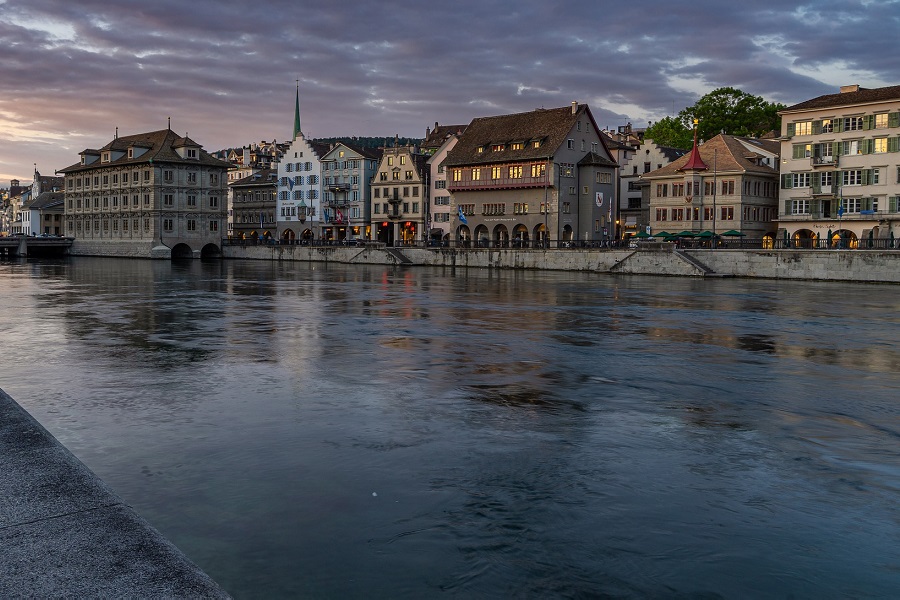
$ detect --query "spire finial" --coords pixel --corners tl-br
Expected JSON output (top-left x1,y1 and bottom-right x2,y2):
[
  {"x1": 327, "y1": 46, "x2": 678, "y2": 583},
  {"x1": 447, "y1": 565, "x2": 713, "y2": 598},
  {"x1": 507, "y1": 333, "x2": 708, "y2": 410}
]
[
  {"x1": 293, "y1": 80, "x2": 301, "y2": 140},
  {"x1": 167, "y1": 117, "x2": 171, "y2": 130}
]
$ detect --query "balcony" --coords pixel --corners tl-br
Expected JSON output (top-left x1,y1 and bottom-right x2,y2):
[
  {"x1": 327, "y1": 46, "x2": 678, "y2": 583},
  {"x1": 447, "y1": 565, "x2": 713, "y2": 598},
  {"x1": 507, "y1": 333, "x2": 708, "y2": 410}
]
[
  {"x1": 322, "y1": 199, "x2": 351, "y2": 209},
  {"x1": 811, "y1": 156, "x2": 837, "y2": 167},
  {"x1": 327, "y1": 183, "x2": 350, "y2": 193},
  {"x1": 448, "y1": 173, "x2": 550, "y2": 192}
]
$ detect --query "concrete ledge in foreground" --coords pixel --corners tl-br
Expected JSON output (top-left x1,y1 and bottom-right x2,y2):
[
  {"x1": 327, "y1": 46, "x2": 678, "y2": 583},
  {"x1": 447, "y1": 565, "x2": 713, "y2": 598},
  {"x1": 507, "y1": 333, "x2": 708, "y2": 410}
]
[{"x1": 0, "y1": 387, "x2": 229, "y2": 598}]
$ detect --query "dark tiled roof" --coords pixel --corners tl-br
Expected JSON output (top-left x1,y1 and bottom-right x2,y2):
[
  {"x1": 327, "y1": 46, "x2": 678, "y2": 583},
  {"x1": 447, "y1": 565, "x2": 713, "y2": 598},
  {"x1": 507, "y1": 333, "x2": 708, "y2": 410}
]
[
  {"x1": 444, "y1": 104, "x2": 612, "y2": 167},
  {"x1": 782, "y1": 85, "x2": 900, "y2": 112},
  {"x1": 59, "y1": 129, "x2": 231, "y2": 173},
  {"x1": 642, "y1": 134, "x2": 779, "y2": 179},
  {"x1": 24, "y1": 191, "x2": 64, "y2": 210},
  {"x1": 232, "y1": 169, "x2": 277, "y2": 187},
  {"x1": 422, "y1": 124, "x2": 467, "y2": 150},
  {"x1": 578, "y1": 151, "x2": 618, "y2": 168}
]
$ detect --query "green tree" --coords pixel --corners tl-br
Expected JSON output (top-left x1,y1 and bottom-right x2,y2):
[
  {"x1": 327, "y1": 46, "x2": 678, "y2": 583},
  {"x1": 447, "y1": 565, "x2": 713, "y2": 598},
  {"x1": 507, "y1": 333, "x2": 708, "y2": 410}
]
[
  {"x1": 679, "y1": 87, "x2": 784, "y2": 140},
  {"x1": 644, "y1": 116, "x2": 693, "y2": 150}
]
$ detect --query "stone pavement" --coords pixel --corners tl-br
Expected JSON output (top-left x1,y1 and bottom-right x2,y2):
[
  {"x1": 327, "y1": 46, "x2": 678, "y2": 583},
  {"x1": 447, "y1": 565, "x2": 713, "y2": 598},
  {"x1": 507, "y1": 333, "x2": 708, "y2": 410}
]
[{"x1": 0, "y1": 388, "x2": 229, "y2": 598}]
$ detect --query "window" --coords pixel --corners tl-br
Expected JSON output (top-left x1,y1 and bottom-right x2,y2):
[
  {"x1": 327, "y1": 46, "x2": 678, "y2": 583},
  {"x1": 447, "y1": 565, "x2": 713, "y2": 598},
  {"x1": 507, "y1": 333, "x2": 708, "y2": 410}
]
[
  {"x1": 412, "y1": 188, "x2": 419, "y2": 197},
  {"x1": 672, "y1": 183, "x2": 685, "y2": 196},
  {"x1": 873, "y1": 168, "x2": 881, "y2": 184},
  {"x1": 560, "y1": 164, "x2": 574, "y2": 177},
  {"x1": 491, "y1": 166, "x2": 501, "y2": 180},
  {"x1": 821, "y1": 119, "x2": 834, "y2": 134},
  {"x1": 672, "y1": 208, "x2": 684, "y2": 221},
  {"x1": 531, "y1": 163, "x2": 545, "y2": 178},
  {"x1": 187, "y1": 219, "x2": 197, "y2": 231},
  {"x1": 163, "y1": 218, "x2": 174, "y2": 232},
  {"x1": 374, "y1": 188, "x2": 381, "y2": 198},
  {"x1": 875, "y1": 138, "x2": 888, "y2": 153},
  {"x1": 210, "y1": 174, "x2": 219, "y2": 186},
  {"x1": 656, "y1": 208, "x2": 668, "y2": 221},
  {"x1": 842, "y1": 140, "x2": 861, "y2": 155},
  {"x1": 405, "y1": 171, "x2": 413, "y2": 180},
  {"x1": 187, "y1": 195, "x2": 197, "y2": 207},
  {"x1": 644, "y1": 162, "x2": 651, "y2": 173},
  {"x1": 821, "y1": 171, "x2": 833, "y2": 188},
  {"x1": 875, "y1": 113, "x2": 888, "y2": 129},
  {"x1": 562, "y1": 202, "x2": 571, "y2": 214},
  {"x1": 842, "y1": 197, "x2": 862, "y2": 213},
  {"x1": 210, "y1": 196, "x2": 219, "y2": 208},
  {"x1": 435, "y1": 180, "x2": 447, "y2": 189},
  {"x1": 374, "y1": 203, "x2": 381, "y2": 214},
  {"x1": 403, "y1": 202, "x2": 409, "y2": 213},
  {"x1": 472, "y1": 168, "x2": 481, "y2": 180},
  {"x1": 209, "y1": 221, "x2": 218, "y2": 232},
  {"x1": 720, "y1": 206, "x2": 734, "y2": 220},
  {"x1": 567, "y1": 139, "x2": 574, "y2": 150},
  {"x1": 721, "y1": 180, "x2": 735, "y2": 195},
  {"x1": 844, "y1": 116, "x2": 864, "y2": 131},
  {"x1": 491, "y1": 144, "x2": 504, "y2": 152},
  {"x1": 392, "y1": 172, "x2": 400, "y2": 180},
  {"x1": 791, "y1": 199, "x2": 809, "y2": 215},
  {"x1": 514, "y1": 203, "x2": 529, "y2": 214},
  {"x1": 843, "y1": 170, "x2": 863, "y2": 186},
  {"x1": 403, "y1": 187, "x2": 409, "y2": 197},
  {"x1": 596, "y1": 172, "x2": 611, "y2": 184},
  {"x1": 163, "y1": 170, "x2": 174, "y2": 182},
  {"x1": 388, "y1": 157, "x2": 394, "y2": 166},
  {"x1": 511, "y1": 142, "x2": 524, "y2": 150},
  {"x1": 122, "y1": 172, "x2": 128, "y2": 184},
  {"x1": 793, "y1": 144, "x2": 812, "y2": 159},
  {"x1": 509, "y1": 166, "x2": 522, "y2": 178},
  {"x1": 656, "y1": 184, "x2": 668, "y2": 197},
  {"x1": 412, "y1": 202, "x2": 419, "y2": 213},
  {"x1": 533, "y1": 140, "x2": 541, "y2": 148},
  {"x1": 144, "y1": 194, "x2": 150, "y2": 206},
  {"x1": 792, "y1": 173, "x2": 811, "y2": 188},
  {"x1": 400, "y1": 156, "x2": 406, "y2": 165},
  {"x1": 164, "y1": 194, "x2": 174, "y2": 207},
  {"x1": 794, "y1": 121, "x2": 812, "y2": 135},
  {"x1": 379, "y1": 172, "x2": 388, "y2": 181}
]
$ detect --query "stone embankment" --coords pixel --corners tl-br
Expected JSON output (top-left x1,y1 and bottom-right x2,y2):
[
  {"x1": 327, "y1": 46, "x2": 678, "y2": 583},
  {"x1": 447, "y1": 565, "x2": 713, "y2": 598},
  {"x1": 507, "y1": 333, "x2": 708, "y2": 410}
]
[
  {"x1": 0, "y1": 388, "x2": 229, "y2": 598},
  {"x1": 222, "y1": 243, "x2": 900, "y2": 283}
]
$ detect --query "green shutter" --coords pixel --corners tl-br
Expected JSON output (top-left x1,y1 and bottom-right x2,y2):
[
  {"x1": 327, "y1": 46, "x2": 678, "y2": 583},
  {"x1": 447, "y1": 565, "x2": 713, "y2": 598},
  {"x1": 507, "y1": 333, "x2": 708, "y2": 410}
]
[
  {"x1": 863, "y1": 115, "x2": 874, "y2": 130},
  {"x1": 862, "y1": 169, "x2": 871, "y2": 185},
  {"x1": 792, "y1": 144, "x2": 806, "y2": 159},
  {"x1": 812, "y1": 172, "x2": 821, "y2": 193},
  {"x1": 811, "y1": 198, "x2": 821, "y2": 217},
  {"x1": 833, "y1": 118, "x2": 844, "y2": 133},
  {"x1": 782, "y1": 174, "x2": 792, "y2": 189},
  {"x1": 888, "y1": 137, "x2": 900, "y2": 153},
  {"x1": 889, "y1": 112, "x2": 900, "y2": 128},
  {"x1": 834, "y1": 141, "x2": 843, "y2": 156},
  {"x1": 783, "y1": 199, "x2": 792, "y2": 215},
  {"x1": 786, "y1": 122, "x2": 795, "y2": 137},
  {"x1": 890, "y1": 196, "x2": 899, "y2": 213},
  {"x1": 812, "y1": 120, "x2": 822, "y2": 135},
  {"x1": 862, "y1": 197, "x2": 873, "y2": 211},
  {"x1": 861, "y1": 139, "x2": 872, "y2": 154}
]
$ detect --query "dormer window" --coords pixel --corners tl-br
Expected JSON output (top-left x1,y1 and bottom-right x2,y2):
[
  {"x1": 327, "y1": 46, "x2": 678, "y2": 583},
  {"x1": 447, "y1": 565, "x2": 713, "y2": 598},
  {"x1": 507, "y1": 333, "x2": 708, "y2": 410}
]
[
  {"x1": 102, "y1": 152, "x2": 110, "y2": 162},
  {"x1": 187, "y1": 148, "x2": 197, "y2": 159},
  {"x1": 476, "y1": 146, "x2": 484, "y2": 153},
  {"x1": 127, "y1": 148, "x2": 134, "y2": 159},
  {"x1": 492, "y1": 144, "x2": 504, "y2": 152},
  {"x1": 532, "y1": 140, "x2": 541, "y2": 148},
  {"x1": 511, "y1": 142, "x2": 524, "y2": 150}
]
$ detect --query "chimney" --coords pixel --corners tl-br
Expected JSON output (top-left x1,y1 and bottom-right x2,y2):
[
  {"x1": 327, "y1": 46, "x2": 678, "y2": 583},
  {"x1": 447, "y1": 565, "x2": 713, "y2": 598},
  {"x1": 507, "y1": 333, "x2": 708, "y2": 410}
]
[
  {"x1": 840, "y1": 84, "x2": 860, "y2": 94},
  {"x1": 571, "y1": 101, "x2": 578, "y2": 114}
]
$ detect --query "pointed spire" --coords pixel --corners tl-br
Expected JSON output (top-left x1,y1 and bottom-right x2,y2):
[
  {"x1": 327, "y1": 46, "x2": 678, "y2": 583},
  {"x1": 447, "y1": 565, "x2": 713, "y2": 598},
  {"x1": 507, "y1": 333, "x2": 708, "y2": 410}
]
[
  {"x1": 293, "y1": 81, "x2": 301, "y2": 140},
  {"x1": 680, "y1": 119, "x2": 708, "y2": 171}
]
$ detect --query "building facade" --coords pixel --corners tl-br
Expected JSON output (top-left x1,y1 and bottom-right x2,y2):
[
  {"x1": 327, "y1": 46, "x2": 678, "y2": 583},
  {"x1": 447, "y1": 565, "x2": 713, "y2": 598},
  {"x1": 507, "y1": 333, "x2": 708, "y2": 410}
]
[
  {"x1": 444, "y1": 103, "x2": 618, "y2": 246},
  {"x1": 60, "y1": 129, "x2": 230, "y2": 258},
  {"x1": 229, "y1": 169, "x2": 278, "y2": 241},
  {"x1": 643, "y1": 133, "x2": 780, "y2": 240},
  {"x1": 423, "y1": 123, "x2": 466, "y2": 243},
  {"x1": 778, "y1": 84, "x2": 900, "y2": 247},
  {"x1": 370, "y1": 143, "x2": 429, "y2": 245},
  {"x1": 320, "y1": 143, "x2": 380, "y2": 242},
  {"x1": 620, "y1": 139, "x2": 687, "y2": 239}
]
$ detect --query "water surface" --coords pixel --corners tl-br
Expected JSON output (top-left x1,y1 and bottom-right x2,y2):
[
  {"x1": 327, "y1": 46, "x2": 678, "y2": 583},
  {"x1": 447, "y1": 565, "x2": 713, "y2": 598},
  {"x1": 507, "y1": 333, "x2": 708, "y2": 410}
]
[{"x1": 1, "y1": 257, "x2": 898, "y2": 598}]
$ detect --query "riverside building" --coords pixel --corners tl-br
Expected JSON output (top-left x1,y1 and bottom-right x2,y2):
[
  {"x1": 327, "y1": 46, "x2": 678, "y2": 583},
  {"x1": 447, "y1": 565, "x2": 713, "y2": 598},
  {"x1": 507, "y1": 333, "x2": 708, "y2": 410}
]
[
  {"x1": 60, "y1": 128, "x2": 230, "y2": 258},
  {"x1": 778, "y1": 84, "x2": 900, "y2": 248}
]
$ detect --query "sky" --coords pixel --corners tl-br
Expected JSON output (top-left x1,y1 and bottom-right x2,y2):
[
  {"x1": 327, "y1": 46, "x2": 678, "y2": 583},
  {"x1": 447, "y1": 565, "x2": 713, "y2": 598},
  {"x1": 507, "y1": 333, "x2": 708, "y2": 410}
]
[{"x1": 2, "y1": 0, "x2": 898, "y2": 184}]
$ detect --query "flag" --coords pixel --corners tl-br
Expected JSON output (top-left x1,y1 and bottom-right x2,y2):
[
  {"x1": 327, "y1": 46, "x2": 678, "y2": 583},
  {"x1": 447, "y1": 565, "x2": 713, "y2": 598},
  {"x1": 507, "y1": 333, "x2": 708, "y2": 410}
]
[
  {"x1": 288, "y1": 177, "x2": 294, "y2": 190},
  {"x1": 458, "y1": 206, "x2": 467, "y2": 225},
  {"x1": 337, "y1": 209, "x2": 344, "y2": 223}
]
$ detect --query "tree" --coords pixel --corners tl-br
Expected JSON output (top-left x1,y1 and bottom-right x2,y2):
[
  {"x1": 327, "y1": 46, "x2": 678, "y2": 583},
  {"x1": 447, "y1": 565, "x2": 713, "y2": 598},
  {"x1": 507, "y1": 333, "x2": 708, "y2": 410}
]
[
  {"x1": 679, "y1": 87, "x2": 784, "y2": 141},
  {"x1": 644, "y1": 116, "x2": 693, "y2": 150}
]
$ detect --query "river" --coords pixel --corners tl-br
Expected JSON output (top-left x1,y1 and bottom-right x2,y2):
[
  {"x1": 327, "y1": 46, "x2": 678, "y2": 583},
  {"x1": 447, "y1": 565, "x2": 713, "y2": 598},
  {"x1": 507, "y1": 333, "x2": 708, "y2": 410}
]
[{"x1": 1, "y1": 257, "x2": 898, "y2": 598}]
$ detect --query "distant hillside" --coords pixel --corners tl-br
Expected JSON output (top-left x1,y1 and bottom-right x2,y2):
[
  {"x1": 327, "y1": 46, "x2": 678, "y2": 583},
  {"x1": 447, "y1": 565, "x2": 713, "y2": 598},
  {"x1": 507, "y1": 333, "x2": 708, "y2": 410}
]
[{"x1": 313, "y1": 136, "x2": 422, "y2": 149}]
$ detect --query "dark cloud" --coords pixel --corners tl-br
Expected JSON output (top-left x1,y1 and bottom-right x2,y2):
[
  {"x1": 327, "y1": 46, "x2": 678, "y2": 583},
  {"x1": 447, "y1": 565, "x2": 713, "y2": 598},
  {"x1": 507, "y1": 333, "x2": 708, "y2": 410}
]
[{"x1": 1, "y1": 0, "x2": 896, "y2": 181}]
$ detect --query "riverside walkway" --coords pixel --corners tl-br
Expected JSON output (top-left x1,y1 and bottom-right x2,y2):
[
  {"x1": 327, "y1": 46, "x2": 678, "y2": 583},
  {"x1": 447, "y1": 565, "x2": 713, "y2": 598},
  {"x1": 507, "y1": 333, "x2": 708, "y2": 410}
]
[{"x1": 0, "y1": 388, "x2": 228, "y2": 598}]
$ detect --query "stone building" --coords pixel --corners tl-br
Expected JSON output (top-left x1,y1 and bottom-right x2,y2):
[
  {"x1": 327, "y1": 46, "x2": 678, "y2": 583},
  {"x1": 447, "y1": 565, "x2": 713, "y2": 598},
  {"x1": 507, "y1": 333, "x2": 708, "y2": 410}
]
[
  {"x1": 444, "y1": 103, "x2": 618, "y2": 246},
  {"x1": 320, "y1": 142, "x2": 380, "y2": 243},
  {"x1": 423, "y1": 123, "x2": 467, "y2": 243},
  {"x1": 643, "y1": 133, "x2": 780, "y2": 240},
  {"x1": 620, "y1": 140, "x2": 687, "y2": 240},
  {"x1": 60, "y1": 128, "x2": 230, "y2": 258},
  {"x1": 778, "y1": 84, "x2": 900, "y2": 247},
  {"x1": 370, "y1": 141, "x2": 430, "y2": 246},
  {"x1": 229, "y1": 168, "x2": 278, "y2": 241}
]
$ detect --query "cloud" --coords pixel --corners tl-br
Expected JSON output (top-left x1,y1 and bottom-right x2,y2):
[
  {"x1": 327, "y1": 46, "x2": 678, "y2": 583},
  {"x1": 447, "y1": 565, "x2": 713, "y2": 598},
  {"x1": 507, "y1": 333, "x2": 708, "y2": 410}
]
[{"x1": 1, "y1": 0, "x2": 896, "y2": 182}]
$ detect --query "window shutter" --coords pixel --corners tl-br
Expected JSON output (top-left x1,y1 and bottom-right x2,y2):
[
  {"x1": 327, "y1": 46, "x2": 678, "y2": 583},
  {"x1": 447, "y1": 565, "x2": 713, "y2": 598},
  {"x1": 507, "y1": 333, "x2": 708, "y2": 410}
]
[
  {"x1": 782, "y1": 174, "x2": 792, "y2": 189},
  {"x1": 862, "y1": 169, "x2": 871, "y2": 185},
  {"x1": 833, "y1": 119, "x2": 844, "y2": 133},
  {"x1": 786, "y1": 123, "x2": 795, "y2": 137},
  {"x1": 888, "y1": 137, "x2": 900, "y2": 153},
  {"x1": 783, "y1": 199, "x2": 792, "y2": 215},
  {"x1": 812, "y1": 120, "x2": 822, "y2": 135},
  {"x1": 812, "y1": 171, "x2": 821, "y2": 193},
  {"x1": 889, "y1": 112, "x2": 900, "y2": 128},
  {"x1": 862, "y1": 197, "x2": 872, "y2": 211},
  {"x1": 811, "y1": 198, "x2": 821, "y2": 216},
  {"x1": 861, "y1": 139, "x2": 872, "y2": 154},
  {"x1": 792, "y1": 145, "x2": 806, "y2": 159},
  {"x1": 890, "y1": 196, "x2": 899, "y2": 213},
  {"x1": 833, "y1": 141, "x2": 843, "y2": 156},
  {"x1": 863, "y1": 115, "x2": 875, "y2": 130}
]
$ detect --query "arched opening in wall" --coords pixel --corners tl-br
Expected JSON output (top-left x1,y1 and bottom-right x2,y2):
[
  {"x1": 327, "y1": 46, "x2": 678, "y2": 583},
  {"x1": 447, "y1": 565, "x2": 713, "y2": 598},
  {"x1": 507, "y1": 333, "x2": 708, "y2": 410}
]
[
  {"x1": 456, "y1": 225, "x2": 471, "y2": 247},
  {"x1": 473, "y1": 224, "x2": 489, "y2": 247},
  {"x1": 533, "y1": 223, "x2": 548, "y2": 247},
  {"x1": 762, "y1": 233, "x2": 775, "y2": 249},
  {"x1": 561, "y1": 225, "x2": 574, "y2": 242},
  {"x1": 831, "y1": 229, "x2": 858, "y2": 249},
  {"x1": 492, "y1": 224, "x2": 509, "y2": 247},
  {"x1": 282, "y1": 228, "x2": 296, "y2": 243},
  {"x1": 171, "y1": 243, "x2": 193, "y2": 260},
  {"x1": 792, "y1": 229, "x2": 815, "y2": 249},
  {"x1": 200, "y1": 243, "x2": 221, "y2": 259},
  {"x1": 513, "y1": 224, "x2": 529, "y2": 247}
]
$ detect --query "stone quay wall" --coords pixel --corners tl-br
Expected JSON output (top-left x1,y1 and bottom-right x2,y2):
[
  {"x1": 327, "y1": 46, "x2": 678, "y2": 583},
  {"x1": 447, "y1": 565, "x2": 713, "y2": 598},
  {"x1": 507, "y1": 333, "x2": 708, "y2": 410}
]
[{"x1": 222, "y1": 244, "x2": 900, "y2": 283}]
